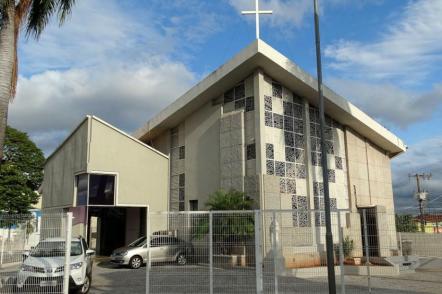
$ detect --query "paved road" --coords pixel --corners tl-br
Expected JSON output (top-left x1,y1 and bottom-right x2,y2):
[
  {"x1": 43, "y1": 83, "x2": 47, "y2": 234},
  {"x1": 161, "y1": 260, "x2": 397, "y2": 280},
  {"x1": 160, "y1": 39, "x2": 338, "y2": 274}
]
[{"x1": 90, "y1": 258, "x2": 442, "y2": 294}]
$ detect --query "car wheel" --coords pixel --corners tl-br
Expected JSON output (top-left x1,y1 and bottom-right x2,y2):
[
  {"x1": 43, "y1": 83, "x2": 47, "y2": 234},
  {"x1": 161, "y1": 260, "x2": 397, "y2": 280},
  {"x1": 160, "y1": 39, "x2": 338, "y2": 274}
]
[
  {"x1": 4, "y1": 277, "x2": 17, "y2": 291},
  {"x1": 129, "y1": 256, "x2": 143, "y2": 269},
  {"x1": 76, "y1": 273, "x2": 91, "y2": 294},
  {"x1": 176, "y1": 253, "x2": 187, "y2": 266}
]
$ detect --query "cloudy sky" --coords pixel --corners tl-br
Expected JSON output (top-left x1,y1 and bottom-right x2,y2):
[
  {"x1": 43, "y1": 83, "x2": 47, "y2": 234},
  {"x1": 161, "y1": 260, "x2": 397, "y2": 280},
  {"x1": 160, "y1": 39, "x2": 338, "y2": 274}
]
[{"x1": 8, "y1": 0, "x2": 442, "y2": 212}]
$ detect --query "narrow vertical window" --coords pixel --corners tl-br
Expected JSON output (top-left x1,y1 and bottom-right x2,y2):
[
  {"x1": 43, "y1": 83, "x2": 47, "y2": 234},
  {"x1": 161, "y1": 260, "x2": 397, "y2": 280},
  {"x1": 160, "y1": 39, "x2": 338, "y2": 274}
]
[
  {"x1": 179, "y1": 146, "x2": 185, "y2": 159},
  {"x1": 246, "y1": 144, "x2": 256, "y2": 160}
]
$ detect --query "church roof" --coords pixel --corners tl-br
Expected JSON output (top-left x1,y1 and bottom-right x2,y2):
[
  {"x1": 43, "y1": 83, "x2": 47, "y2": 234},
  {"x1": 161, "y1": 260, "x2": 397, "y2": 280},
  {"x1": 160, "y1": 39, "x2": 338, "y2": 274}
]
[{"x1": 134, "y1": 39, "x2": 406, "y2": 157}]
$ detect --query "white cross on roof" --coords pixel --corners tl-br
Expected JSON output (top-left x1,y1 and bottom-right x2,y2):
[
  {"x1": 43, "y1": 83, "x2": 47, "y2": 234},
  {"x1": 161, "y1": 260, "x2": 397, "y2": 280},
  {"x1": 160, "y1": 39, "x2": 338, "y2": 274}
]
[{"x1": 241, "y1": 0, "x2": 273, "y2": 39}]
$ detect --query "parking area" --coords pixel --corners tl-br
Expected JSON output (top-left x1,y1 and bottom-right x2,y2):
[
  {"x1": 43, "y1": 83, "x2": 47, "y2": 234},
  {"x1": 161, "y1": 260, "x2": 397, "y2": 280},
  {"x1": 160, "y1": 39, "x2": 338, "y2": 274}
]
[{"x1": 89, "y1": 258, "x2": 442, "y2": 294}]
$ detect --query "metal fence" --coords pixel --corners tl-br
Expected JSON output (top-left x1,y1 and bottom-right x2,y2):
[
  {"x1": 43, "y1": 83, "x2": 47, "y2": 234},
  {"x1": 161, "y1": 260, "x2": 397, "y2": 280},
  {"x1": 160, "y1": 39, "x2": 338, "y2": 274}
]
[
  {"x1": 144, "y1": 209, "x2": 442, "y2": 294},
  {"x1": 0, "y1": 212, "x2": 73, "y2": 294},
  {"x1": 343, "y1": 209, "x2": 442, "y2": 294},
  {"x1": 145, "y1": 209, "x2": 346, "y2": 294}
]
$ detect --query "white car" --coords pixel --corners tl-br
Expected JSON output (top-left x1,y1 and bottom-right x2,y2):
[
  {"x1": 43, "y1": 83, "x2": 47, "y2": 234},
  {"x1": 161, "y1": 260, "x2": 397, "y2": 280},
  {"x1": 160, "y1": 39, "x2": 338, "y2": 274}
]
[{"x1": 17, "y1": 237, "x2": 94, "y2": 293}]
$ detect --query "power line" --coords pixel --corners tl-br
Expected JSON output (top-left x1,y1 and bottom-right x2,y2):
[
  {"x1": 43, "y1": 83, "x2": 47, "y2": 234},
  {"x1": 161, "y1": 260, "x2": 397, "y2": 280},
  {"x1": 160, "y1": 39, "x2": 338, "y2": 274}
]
[{"x1": 409, "y1": 173, "x2": 432, "y2": 232}]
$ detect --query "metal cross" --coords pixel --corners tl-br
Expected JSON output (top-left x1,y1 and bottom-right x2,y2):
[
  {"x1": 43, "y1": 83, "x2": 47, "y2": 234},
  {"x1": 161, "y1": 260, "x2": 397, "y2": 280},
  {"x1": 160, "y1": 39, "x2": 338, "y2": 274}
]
[{"x1": 241, "y1": 0, "x2": 273, "y2": 39}]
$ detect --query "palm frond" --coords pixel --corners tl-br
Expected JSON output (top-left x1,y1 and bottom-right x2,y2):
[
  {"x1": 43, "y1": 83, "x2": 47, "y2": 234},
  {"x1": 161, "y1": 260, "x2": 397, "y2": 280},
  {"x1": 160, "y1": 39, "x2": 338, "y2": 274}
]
[
  {"x1": 26, "y1": 0, "x2": 57, "y2": 38},
  {"x1": 58, "y1": 0, "x2": 75, "y2": 23},
  {"x1": 26, "y1": 0, "x2": 75, "y2": 39},
  {"x1": 0, "y1": 0, "x2": 15, "y2": 27}
]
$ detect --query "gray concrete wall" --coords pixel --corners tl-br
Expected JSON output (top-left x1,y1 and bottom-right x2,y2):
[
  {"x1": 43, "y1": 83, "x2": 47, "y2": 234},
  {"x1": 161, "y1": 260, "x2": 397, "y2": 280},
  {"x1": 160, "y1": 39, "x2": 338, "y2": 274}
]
[
  {"x1": 345, "y1": 128, "x2": 398, "y2": 255},
  {"x1": 399, "y1": 232, "x2": 442, "y2": 258},
  {"x1": 184, "y1": 101, "x2": 222, "y2": 209},
  {"x1": 220, "y1": 111, "x2": 244, "y2": 192},
  {"x1": 42, "y1": 116, "x2": 169, "y2": 214},
  {"x1": 150, "y1": 130, "x2": 170, "y2": 156},
  {"x1": 88, "y1": 118, "x2": 169, "y2": 211},
  {"x1": 42, "y1": 118, "x2": 89, "y2": 208},
  {"x1": 345, "y1": 128, "x2": 394, "y2": 212},
  {"x1": 150, "y1": 74, "x2": 259, "y2": 211}
]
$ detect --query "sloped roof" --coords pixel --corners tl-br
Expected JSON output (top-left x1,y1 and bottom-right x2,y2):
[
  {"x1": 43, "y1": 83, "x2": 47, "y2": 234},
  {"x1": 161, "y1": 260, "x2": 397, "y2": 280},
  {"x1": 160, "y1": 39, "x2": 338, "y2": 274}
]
[
  {"x1": 134, "y1": 39, "x2": 406, "y2": 157},
  {"x1": 414, "y1": 214, "x2": 442, "y2": 223},
  {"x1": 46, "y1": 115, "x2": 168, "y2": 163}
]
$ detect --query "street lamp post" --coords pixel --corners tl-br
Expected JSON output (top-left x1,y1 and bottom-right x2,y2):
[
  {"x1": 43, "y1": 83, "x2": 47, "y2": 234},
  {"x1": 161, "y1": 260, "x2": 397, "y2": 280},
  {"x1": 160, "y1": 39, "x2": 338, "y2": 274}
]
[{"x1": 313, "y1": 0, "x2": 337, "y2": 293}]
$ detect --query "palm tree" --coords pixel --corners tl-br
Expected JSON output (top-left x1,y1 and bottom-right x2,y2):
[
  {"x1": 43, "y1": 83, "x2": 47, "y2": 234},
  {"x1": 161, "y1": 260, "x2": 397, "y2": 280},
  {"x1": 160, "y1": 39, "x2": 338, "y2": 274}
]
[
  {"x1": 0, "y1": 0, "x2": 76, "y2": 162},
  {"x1": 206, "y1": 189, "x2": 254, "y2": 211},
  {"x1": 194, "y1": 190, "x2": 255, "y2": 255}
]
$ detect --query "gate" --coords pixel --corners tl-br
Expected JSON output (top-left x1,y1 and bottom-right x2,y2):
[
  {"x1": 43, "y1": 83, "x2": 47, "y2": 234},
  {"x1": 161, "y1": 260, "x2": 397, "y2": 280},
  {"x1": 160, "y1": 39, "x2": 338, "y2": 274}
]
[
  {"x1": 145, "y1": 211, "x2": 260, "y2": 294},
  {"x1": 0, "y1": 212, "x2": 73, "y2": 294}
]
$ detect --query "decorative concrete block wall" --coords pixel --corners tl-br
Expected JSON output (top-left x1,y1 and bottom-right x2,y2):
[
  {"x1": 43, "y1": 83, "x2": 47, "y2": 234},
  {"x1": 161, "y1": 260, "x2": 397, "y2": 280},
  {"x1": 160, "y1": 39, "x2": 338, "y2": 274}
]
[
  {"x1": 261, "y1": 75, "x2": 309, "y2": 227},
  {"x1": 220, "y1": 75, "x2": 257, "y2": 201}
]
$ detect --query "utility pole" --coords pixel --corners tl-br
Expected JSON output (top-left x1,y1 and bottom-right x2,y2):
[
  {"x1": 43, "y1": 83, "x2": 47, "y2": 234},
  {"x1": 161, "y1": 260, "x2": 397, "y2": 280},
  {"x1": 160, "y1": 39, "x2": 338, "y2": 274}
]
[
  {"x1": 313, "y1": 1, "x2": 336, "y2": 293},
  {"x1": 409, "y1": 173, "x2": 431, "y2": 233}
]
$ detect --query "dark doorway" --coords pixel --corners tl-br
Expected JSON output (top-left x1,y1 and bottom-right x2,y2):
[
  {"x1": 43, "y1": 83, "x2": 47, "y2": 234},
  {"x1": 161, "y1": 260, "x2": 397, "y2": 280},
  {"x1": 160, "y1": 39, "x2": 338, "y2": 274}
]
[
  {"x1": 359, "y1": 207, "x2": 380, "y2": 257},
  {"x1": 88, "y1": 207, "x2": 126, "y2": 256}
]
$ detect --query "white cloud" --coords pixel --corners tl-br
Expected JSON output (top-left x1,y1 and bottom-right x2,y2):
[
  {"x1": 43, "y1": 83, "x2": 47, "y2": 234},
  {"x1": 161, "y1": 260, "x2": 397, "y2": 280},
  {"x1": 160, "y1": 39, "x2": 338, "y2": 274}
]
[
  {"x1": 9, "y1": 59, "x2": 196, "y2": 155},
  {"x1": 325, "y1": 0, "x2": 442, "y2": 83},
  {"x1": 11, "y1": 0, "x2": 231, "y2": 155},
  {"x1": 18, "y1": 0, "x2": 173, "y2": 74},
  {"x1": 227, "y1": 0, "x2": 384, "y2": 32},
  {"x1": 18, "y1": 0, "x2": 223, "y2": 75},
  {"x1": 328, "y1": 0, "x2": 384, "y2": 7},
  {"x1": 153, "y1": 0, "x2": 225, "y2": 47},
  {"x1": 392, "y1": 137, "x2": 442, "y2": 211},
  {"x1": 327, "y1": 79, "x2": 442, "y2": 127}
]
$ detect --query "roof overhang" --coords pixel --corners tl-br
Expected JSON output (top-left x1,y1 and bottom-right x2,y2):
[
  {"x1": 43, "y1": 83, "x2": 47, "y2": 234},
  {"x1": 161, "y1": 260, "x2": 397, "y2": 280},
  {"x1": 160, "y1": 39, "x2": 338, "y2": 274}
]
[{"x1": 134, "y1": 39, "x2": 406, "y2": 157}]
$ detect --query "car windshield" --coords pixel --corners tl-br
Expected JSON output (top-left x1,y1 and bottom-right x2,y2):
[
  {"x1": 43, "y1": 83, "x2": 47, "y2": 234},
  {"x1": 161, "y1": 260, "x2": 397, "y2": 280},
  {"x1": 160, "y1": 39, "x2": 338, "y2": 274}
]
[
  {"x1": 30, "y1": 241, "x2": 83, "y2": 257},
  {"x1": 128, "y1": 236, "x2": 146, "y2": 247}
]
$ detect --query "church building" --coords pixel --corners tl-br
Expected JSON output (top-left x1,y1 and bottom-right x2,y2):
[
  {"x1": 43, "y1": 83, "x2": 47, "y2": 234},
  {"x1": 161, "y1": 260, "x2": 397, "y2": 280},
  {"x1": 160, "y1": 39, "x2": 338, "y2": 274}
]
[{"x1": 42, "y1": 39, "x2": 406, "y2": 258}]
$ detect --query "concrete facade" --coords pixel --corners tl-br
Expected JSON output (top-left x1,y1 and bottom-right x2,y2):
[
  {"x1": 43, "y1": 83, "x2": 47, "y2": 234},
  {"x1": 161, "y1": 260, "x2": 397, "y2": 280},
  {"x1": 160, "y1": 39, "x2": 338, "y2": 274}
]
[
  {"x1": 42, "y1": 120, "x2": 89, "y2": 208},
  {"x1": 41, "y1": 40, "x2": 405, "y2": 260},
  {"x1": 42, "y1": 116, "x2": 169, "y2": 251},
  {"x1": 135, "y1": 40, "x2": 406, "y2": 259},
  {"x1": 43, "y1": 116, "x2": 169, "y2": 210}
]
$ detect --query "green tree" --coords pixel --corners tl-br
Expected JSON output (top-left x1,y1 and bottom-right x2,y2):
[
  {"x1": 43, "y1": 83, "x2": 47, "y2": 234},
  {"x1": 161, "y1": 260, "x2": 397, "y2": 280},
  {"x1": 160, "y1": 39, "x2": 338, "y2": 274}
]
[
  {"x1": 3, "y1": 126, "x2": 45, "y2": 190},
  {"x1": 396, "y1": 214, "x2": 418, "y2": 232},
  {"x1": 0, "y1": 126, "x2": 43, "y2": 214},
  {"x1": 194, "y1": 190, "x2": 255, "y2": 254},
  {"x1": 206, "y1": 189, "x2": 254, "y2": 211},
  {"x1": 0, "y1": 164, "x2": 39, "y2": 214},
  {"x1": 0, "y1": 0, "x2": 76, "y2": 163}
]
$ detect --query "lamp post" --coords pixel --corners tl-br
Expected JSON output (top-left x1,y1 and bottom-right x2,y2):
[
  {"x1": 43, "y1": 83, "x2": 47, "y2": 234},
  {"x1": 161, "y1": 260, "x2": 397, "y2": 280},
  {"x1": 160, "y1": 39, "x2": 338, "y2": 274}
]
[{"x1": 313, "y1": 0, "x2": 336, "y2": 293}]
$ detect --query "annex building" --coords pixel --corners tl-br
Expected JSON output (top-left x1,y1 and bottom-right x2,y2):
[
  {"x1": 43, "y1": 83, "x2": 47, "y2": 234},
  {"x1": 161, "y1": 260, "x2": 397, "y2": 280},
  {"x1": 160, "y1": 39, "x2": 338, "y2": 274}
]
[{"x1": 42, "y1": 39, "x2": 406, "y2": 258}]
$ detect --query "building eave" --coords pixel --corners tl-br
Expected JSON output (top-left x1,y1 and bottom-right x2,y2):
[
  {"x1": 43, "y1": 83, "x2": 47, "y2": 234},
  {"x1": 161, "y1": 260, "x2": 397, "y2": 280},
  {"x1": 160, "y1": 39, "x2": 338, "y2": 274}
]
[{"x1": 134, "y1": 39, "x2": 407, "y2": 156}]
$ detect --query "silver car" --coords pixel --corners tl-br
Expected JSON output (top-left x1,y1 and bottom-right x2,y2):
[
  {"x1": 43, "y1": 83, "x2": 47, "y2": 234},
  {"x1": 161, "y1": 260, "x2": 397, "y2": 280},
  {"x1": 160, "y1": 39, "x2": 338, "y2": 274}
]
[{"x1": 110, "y1": 236, "x2": 193, "y2": 269}]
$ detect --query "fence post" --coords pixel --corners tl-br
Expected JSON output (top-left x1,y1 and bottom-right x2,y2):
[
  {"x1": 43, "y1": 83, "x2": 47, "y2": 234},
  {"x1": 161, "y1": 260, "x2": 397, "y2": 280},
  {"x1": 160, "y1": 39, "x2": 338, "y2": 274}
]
[
  {"x1": 337, "y1": 212, "x2": 345, "y2": 294},
  {"x1": 63, "y1": 212, "x2": 73, "y2": 294},
  {"x1": 362, "y1": 209, "x2": 371, "y2": 293},
  {"x1": 146, "y1": 206, "x2": 150, "y2": 294},
  {"x1": 255, "y1": 210, "x2": 263, "y2": 294},
  {"x1": 0, "y1": 234, "x2": 5, "y2": 269},
  {"x1": 209, "y1": 211, "x2": 213, "y2": 294},
  {"x1": 398, "y1": 232, "x2": 403, "y2": 257},
  {"x1": 271, "y1": 211, "x2": 279, "y2": 294}
]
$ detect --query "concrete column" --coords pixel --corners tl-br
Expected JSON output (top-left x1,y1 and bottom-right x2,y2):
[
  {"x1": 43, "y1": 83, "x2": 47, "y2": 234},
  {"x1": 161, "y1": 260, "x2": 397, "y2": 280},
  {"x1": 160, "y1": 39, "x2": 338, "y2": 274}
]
[{"x1": 254, "y1": 69, "x2": 266, "y2": 208}]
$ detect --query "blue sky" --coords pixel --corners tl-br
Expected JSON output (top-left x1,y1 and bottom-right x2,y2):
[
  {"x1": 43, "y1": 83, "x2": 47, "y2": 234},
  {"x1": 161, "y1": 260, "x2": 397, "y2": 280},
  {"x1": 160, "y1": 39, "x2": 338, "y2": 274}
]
[{"x1": 8, "y1": 0, "x2": 442, "y2": 211}]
